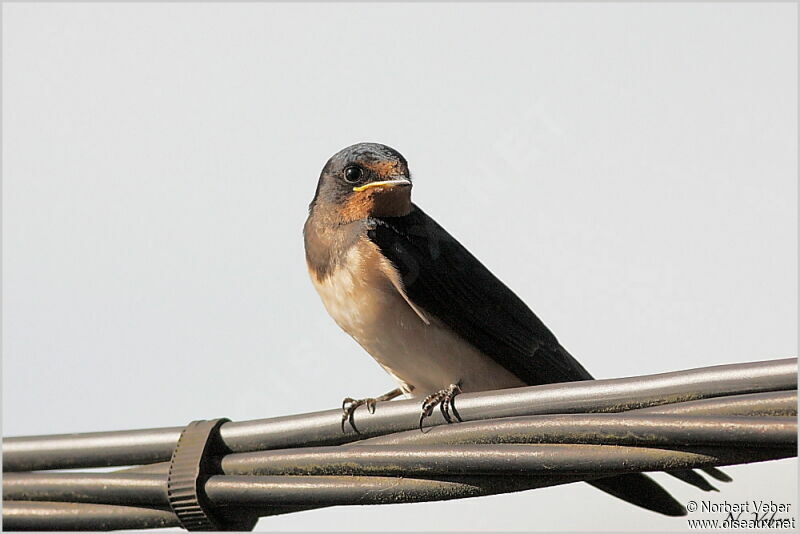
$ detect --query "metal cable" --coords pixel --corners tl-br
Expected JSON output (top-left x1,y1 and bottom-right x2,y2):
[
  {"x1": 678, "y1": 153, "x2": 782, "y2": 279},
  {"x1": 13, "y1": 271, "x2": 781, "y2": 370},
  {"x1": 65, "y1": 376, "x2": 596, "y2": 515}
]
[
  {"x1": 4, "y1": 358, "x2": 795, "y2": 472},
  {"x1": 2, "y1": 359, "x2": 797, "y2": 531},
  {"x1": 218, "y1": 443, "x2": 794, "y2": 478},
  {"x1": 2, "y1": 501, "x2": 180, "y2": 531},
  {"x1": 2, "y1": 472, "x2": 582, "y2": 509}
]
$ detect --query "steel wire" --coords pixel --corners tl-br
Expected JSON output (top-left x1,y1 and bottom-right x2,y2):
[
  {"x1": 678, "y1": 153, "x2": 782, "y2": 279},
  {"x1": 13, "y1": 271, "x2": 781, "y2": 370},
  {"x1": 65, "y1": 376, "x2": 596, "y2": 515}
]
[{"x1": 4, "y1": 358, "x2": 795, "y2": 472}]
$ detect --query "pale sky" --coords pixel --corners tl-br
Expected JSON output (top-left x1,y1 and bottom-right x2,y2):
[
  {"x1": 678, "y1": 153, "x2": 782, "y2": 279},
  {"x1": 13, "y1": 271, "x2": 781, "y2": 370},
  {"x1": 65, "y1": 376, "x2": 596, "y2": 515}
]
[{"x1": 3, "y1": 2, "x2": 797, "y2": 531}]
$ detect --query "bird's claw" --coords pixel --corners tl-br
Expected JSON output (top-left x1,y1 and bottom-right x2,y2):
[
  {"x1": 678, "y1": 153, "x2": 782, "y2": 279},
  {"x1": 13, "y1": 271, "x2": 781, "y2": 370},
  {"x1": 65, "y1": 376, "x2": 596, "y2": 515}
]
[
  {"x1": 419, "y1": 382, "x2": 463, "y2": 432},
  {"x1": 341, "y1": 396, "x2": 379, "y2": 433},
  {"x1": 339, "y1": 388, "x2": 404, "y2": 434}
]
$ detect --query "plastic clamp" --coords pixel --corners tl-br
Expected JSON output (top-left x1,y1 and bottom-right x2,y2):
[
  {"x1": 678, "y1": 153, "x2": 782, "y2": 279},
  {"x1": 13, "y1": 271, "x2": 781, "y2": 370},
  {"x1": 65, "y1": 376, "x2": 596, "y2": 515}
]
[{"x1": 167, "y1": 418, "x2": 256, "y2": 531}]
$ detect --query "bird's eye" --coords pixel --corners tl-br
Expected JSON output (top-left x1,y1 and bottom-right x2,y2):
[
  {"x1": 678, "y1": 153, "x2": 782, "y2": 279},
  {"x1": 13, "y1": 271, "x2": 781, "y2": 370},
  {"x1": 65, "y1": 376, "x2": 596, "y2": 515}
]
[{"x1": 343, "y1": 166, "x2": 363, "y2": 184}]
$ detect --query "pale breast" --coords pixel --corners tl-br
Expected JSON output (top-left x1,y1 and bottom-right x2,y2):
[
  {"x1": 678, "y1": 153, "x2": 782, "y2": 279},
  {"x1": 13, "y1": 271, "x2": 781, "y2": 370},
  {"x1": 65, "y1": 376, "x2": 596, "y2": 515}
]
[
  {"x1": 309, "y1": 241, "x2": 400, "y2": 344},
  {"x1": 308, "y1": 238, "x2": 525, "y2": 397}
]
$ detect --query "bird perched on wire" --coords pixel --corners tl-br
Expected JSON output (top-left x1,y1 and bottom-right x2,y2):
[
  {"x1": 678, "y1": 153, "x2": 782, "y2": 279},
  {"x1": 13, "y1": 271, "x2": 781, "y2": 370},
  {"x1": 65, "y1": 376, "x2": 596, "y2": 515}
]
[{"x1": 303, "y1": 142, "x2": 687, "y2": 516}]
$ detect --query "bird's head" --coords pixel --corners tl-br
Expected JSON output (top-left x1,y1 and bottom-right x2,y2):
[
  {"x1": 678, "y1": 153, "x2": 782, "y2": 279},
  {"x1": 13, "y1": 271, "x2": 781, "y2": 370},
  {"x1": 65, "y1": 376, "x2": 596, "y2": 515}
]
[{"x1": 310, "y1": 142, "x2": 413, "y2": 223}]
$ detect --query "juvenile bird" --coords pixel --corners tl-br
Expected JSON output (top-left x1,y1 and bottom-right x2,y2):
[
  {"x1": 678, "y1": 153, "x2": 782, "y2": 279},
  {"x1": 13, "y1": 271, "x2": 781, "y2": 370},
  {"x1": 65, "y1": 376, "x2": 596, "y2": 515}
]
[{"x1": 303, "y1": 142, "x2": 687, "y2": 516}]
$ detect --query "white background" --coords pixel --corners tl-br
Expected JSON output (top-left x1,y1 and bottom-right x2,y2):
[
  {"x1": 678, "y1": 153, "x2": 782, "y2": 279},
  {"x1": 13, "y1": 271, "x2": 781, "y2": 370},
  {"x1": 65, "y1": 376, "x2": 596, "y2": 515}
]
[{"x1": 3, "y1": 2, "x2": 797, "y2": 531}]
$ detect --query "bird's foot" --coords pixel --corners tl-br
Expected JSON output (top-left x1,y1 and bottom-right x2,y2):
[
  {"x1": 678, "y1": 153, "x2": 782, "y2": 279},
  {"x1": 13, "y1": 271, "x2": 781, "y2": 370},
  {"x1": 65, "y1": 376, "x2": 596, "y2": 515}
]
[
  {"x1": 341, "y1": 388, "x2": 403, "y2": 433},
  {"x1": 341, "y1": 397, "x2": 378, "y2": 433},
  {"x1": 419, "y1": 382, "x2": 463, "y2": 432}
]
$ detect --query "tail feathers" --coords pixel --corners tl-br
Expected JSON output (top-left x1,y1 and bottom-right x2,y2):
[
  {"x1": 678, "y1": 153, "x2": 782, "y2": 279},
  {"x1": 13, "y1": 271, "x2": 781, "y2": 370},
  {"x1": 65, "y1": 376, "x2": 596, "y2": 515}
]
[{"x1": 588, "y1": 474, "x2": 687, "y2": 516}]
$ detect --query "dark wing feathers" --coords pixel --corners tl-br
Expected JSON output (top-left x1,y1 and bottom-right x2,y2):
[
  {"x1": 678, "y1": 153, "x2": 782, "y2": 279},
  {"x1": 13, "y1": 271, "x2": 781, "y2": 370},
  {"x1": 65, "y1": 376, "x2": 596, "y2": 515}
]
[
  {"x1": 368, "y1": 205, "x2": 593, "y2": 385},
  {"x1": 367, "y1": 206, "x2": 695, "y2": 518}
]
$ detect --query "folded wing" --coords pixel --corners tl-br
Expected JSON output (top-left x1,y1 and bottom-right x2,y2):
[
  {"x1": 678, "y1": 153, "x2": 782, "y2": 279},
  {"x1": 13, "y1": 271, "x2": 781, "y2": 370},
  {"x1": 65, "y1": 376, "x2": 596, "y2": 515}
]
[{"x1": 367, "y1": 205, "x2": 593, "y2": 386}]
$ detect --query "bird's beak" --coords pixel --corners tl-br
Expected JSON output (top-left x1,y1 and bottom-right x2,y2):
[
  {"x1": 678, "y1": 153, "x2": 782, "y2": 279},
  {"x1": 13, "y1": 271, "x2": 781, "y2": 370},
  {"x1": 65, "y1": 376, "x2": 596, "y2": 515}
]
[{"x1": 352, "y1": 178, "x2": 412, "y2": 192}]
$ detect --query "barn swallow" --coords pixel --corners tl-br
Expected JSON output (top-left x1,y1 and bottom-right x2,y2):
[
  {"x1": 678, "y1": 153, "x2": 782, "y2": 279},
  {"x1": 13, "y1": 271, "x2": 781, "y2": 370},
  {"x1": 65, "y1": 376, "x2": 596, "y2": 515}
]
[{"x1": 303, "y1": 142, "x2": 687, "y2": 516}]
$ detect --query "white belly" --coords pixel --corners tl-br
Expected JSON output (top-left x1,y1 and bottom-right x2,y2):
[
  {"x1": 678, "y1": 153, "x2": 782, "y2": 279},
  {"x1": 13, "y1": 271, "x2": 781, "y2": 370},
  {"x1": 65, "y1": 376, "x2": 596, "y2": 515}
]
[{"x1": 309, "y1": 243, "x2": 525, "y2": 397}]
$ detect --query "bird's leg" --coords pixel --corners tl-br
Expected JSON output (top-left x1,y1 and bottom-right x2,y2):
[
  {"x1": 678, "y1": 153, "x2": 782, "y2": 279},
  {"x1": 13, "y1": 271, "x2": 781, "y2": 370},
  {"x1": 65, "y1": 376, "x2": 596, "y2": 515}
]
[
  {"x1": 341, "y1": 388, "x2": 403, "y2": 433},
  {"x1": 419, "y1": 382, "x2": 463, "y2": 431}
]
